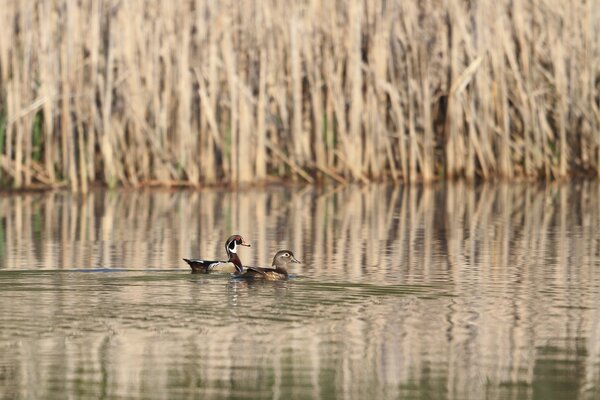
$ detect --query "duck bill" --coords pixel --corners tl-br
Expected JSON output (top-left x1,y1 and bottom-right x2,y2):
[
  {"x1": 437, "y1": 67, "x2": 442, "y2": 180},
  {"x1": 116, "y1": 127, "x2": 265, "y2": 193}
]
[
  {"x1": 291, "y1": 255, "x2": 301, "y2": 264},
  {"x1": 240, "y1": 240, "x2": 251, "y2": 247}
]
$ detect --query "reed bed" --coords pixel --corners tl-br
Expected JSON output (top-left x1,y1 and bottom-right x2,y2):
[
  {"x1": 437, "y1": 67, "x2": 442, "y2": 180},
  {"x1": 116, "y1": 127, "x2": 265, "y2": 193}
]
[{"x1": 0, "y1": 0, "x2": 598, "y2": 190}]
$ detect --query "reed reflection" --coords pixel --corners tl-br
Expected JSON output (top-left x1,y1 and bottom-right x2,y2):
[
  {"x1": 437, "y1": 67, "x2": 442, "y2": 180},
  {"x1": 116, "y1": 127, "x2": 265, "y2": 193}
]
[{"x1": 0, "y1": 183, "x2": 599, "y2": 399}]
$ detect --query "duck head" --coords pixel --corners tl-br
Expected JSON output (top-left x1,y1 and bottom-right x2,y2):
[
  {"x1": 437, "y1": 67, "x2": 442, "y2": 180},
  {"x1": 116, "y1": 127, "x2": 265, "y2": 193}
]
[
  {"x1": 225, "y1": 234, "x2": 251, "y2": 255},
  {"x1": 225, "y1": 234, "x2": 251, "y2": 272},
  {"x1": 271, "y1": 250, "x2": 301, "y2": 268}
]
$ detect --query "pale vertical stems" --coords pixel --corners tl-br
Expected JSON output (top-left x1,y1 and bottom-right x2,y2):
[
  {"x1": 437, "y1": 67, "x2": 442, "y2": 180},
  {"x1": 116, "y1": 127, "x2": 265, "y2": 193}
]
[
  {"x1": 363, "y1": 88, "x2": 375, "y2": 177},
  {"x1": 445, "y1": 7, "x2": 458, "y2": 179},
  {"x1": 305, "y1": 16, "x2": 326, "y2": 176},
  {"x1": 407, "y1": 61, "x2": 418, "y2": 182},
  {"x1": 591, "y1": 0, "x2": 600, "y2": 177},
  {"x1": 177, "y1": 14, "x2": 197, "y2": 184},
  {"x1": 420, "y1": 57, "x2": 434, "y2": 182},
  {"x1": 238, "y1": 14, "x2": 253, "y2": 185},
  {"x1": 388, "y1": 24, "x2": 408, "y2": 180},
  {"x1": 474, "y1": 68, "x2": 496, "y2": 177},
  {"x1": 75, "y1": 3, "x2": 87, "y2": 193},
  {"x1": 77, "y1": 116, "x2": 88, "y2": 193},
  {"x1": 371, "y1": 15, "x2": 397, "y2": 181},
  {"x1": 495, "y1": 6, "x2": 512, "y2": 179},
  {"x1": 255, "y1": 47, "x2": 267, "y2": 180},
  {"x1": 204, "y1": 36, "x2": 218, "y2": 184},
  {"x1": 22, "y1": 110, "x2": 33, "y2": 188},
  {"x1": 60, "y1": 2, "x2": 78, "y2": 191},
  {"x1": 290, "y1": 18, "x2": 303, "y2": 165},
  {"x1": 305, "y1": 39, "x2": 326, "y2": 174},
  {"x1": 348, "y1": 0, "x2": 363, "y2": 178},
  {"x1": 326, "y1": 85, "x2": 335, "y2": 168},
  {"x1": 453, "y1": 6, "x2": 469, "y2": 177},
  {"x1": 150, "y1": 23, "x2": 161, "y2": 182},
  {"x1": 61, "y1": 39, "x2": 76, "y2": 191},
  {"x1": 492, "y1": 44, "x2": 505, "y2": 177},
  {"x1": 198, "y1": 70, "x2": 210, "y2": 185},
  {"x1": 5, "y1": 84, "x2": 13, "y2": 182},
  {"x1": 393, "y1": 91, "x2": 408, "y2": 181},
  {"x1": 60, "y1": 38, "x2": 68, "y2": 178},
  {"x1": 466, "y1": 96, "x2": 476, "y2": 181},
  {"x1": 272, "y1": 32, "x2": 289, "y2": 178},
  {"x1": 0, "y1": 3, "x2": 10, "y2": 87},
  {"x1": 0, "y1": 0, "x2": 599, "y2": 187},
  {"x1": 21, "y1": 3, "x2": 32, "y2": 187},
  {"x1": 101, "y1": 18, "x2": 116, "y2": 187},
  {"x1": 127, "y1": 3, "x2": 142, "y2": 183},
  {"x1": 513, "y1": 0, "x2": 532, "y2": 177},
  {"x1": 474, "y1": 0, "x2": 492, "y2": 178},
  {"x1": 67, "y1": 2, "x2": 78, "y2": 191},
  {"x1": 499, "y1": 73, "x2": 512, "y2": 179},
  {"x1": 87, "y1": 0, "x2": 99, "y2": 183},
  {"x1": 324, "y1": 56, "x2": 348, "y2": 175},
  {"x1": 553, "y1": 38, "x2": 568, "y2": 178},
  {"x1": 238, "y1": 70, "x2": 252, "y2": 183},
  {"x1": 12, "y1": 51, "x2": 23, "y2": 187},
  {"x1": 324, "y1": 4, "x2": 336, "y2": 171},
  {"x1": 532, "y1": 1, "x2": 546, "y2": 176},
  {"x1": 156, "y1": 3, "x2": 173, "y2": 183},
  {"x1": 222, "y1": 26, "x2": 238, "y2": 183},
  {"x1": 39, "y1": 0, "x2": 56, "y2": 183}
]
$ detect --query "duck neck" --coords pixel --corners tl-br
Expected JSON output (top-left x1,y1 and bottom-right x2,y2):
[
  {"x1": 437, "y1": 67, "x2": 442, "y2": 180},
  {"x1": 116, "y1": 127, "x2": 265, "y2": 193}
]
[
  {"x1": 274, "y1": 265, "x2": 288, "y2": 277},
  {"x1": 229, "y1": 252, "x2": 243, "y2": 273}
]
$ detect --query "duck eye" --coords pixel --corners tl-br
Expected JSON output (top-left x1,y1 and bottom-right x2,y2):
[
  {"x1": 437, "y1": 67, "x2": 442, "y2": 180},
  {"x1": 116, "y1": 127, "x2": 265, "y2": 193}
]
[
  {"x1": 284, "y1": 253, "x2": 289, "y2": 257},
  {"x1": 236, "y1": 239, "x2": 242, "y2": 245}
]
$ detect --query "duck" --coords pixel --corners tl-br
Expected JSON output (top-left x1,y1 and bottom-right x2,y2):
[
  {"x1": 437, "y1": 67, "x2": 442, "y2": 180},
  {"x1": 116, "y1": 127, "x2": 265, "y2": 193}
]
[
  {"x1": 238, "y1": 250, "x2": 301, "y2": 280},
  {"x1": 183, "y1": 234, "x2": 251, "y2": 273}
]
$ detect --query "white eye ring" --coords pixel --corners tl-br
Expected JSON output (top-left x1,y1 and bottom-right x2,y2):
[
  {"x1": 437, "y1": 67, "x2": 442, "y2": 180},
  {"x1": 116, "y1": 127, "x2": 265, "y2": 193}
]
[{"x1": 284, "y1": 253, "x2": 289, "y2": 257}]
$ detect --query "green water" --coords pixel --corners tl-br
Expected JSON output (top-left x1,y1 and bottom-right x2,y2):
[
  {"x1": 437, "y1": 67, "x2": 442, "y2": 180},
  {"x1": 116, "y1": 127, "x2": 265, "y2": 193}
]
[{"x1": 0, "y1": 183, "x2": 599, "y2": 399}]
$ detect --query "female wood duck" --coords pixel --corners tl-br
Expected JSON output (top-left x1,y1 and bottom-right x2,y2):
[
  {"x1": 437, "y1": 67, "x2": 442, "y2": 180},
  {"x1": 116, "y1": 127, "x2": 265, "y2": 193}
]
[
  {"x1": 183, "y1": 234, "x2": 251, "y2": 273},
  {"x1": 238, "y1": 250, "x2": 301, "y2": 280}
]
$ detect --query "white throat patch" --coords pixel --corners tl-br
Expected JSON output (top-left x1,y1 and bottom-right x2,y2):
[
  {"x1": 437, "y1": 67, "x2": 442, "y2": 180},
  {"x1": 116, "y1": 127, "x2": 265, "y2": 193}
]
[{"x1": 228, "y1": 241, "x2": 237, "y2": 253}]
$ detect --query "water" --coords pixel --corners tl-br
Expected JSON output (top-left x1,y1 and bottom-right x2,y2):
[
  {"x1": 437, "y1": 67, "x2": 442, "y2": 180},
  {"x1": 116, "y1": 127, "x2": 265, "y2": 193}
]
[{"x1": 1, "y1": 183, "x2": 599, "y2": 399}]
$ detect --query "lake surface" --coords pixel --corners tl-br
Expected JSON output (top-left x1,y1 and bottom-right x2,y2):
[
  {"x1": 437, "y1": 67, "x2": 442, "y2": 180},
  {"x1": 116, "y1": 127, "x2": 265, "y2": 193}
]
[{"x1": 1, "y1": 183, "x2": 599, "y2": 399}]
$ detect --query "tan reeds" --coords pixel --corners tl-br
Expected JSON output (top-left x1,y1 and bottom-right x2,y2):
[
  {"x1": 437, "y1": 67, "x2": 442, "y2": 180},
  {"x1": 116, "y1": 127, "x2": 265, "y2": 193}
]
[{"x1": 0, "y1": 0, "x2": 598, "y2": 189}]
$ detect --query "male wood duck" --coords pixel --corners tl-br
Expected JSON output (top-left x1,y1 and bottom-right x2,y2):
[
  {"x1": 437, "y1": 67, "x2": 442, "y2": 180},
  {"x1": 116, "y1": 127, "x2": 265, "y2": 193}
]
[
  {"x1": 183, "y1": 234, "x2": 251, "y2": 273},
  {"x1": 238, "y1": 250, "x2": 301, "y2": 280}
]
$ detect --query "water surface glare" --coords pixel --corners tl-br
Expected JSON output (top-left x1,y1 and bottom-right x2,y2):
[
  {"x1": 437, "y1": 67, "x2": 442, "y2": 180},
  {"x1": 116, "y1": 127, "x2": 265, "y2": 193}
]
[{"x1": 1, "y1": 183, "x2": 600, "y2": 399}]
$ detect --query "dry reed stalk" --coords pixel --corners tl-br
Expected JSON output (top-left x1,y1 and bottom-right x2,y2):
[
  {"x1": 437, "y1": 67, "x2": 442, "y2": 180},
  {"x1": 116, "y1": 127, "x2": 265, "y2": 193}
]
[
  {"x1": 305, "y1": 40, "x2": 327, "y2": 179},
  {"x1": 369, "y1": 10, "x2": 399, "y2": 181},
  {"x1": 512, "y1": 0, "x2": 533, "y2": 177},
  {"x1": 221, "y1": 22, "x2": 239, "y2": 183},
  {"x1": 493, "y1": 8, "x2": 513, "y2": 179},
  {"x1": 255, "y1": 45, "x2": 268, "y2": 181},
  {"x1": 420, "y1": 60, "x2": 435, "y2": 182},
  {"x1": 406, "y1": 69, "x2": 418, "y2": 182},
  {"x1": 290, "y1": 17, "x2": 304, "y2": 166},
  {"x1": 552, "y1": 34, "x2": 569, "y2": 178},
  {"x1": 38, "y1": 1, "x2": 56, "y2": 184},
  {"x1": 348, "y1": 0, "x2": 364, "y2": 180},
  {"x1": 177, "y1": 12, "x2": 197, "y2": 184}
]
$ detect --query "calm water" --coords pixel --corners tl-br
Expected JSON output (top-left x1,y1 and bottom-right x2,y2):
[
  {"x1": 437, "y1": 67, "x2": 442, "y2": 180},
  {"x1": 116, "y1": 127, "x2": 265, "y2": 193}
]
[{"x1": 1, "y1": 183, "x2": 599, "y2": 399}]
